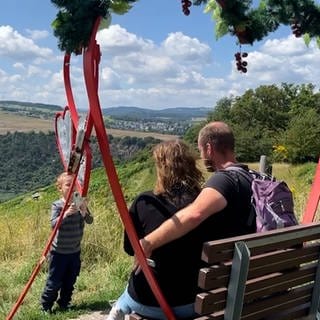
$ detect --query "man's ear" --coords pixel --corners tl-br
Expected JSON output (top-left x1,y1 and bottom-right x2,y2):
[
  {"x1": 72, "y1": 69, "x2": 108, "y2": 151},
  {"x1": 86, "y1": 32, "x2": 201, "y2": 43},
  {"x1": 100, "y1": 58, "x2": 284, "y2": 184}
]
[{"x1": 206, "y1": 143, "x2": 212, "y2": 156}]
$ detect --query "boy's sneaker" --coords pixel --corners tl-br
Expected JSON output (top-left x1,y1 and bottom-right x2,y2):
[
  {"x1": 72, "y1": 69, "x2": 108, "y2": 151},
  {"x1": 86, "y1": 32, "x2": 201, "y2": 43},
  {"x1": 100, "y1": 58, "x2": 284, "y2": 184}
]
[
  {"x1": 106, "y1": 305, "x2": 125, "y2": 320},
  {"x1": 40, "y1": 306, "x2": 52, "y2": 315},
  {"x1": 57, "y1": 303, "x2": 74, "y2": 311}
]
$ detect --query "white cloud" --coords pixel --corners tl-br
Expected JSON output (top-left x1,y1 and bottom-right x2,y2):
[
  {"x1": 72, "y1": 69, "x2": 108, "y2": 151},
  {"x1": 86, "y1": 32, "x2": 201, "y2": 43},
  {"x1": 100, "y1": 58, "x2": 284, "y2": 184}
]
[
  {"x1": 0, "y1": 25, "x2": 53, "y2": 61},
  {"x1": 13, "y1": 62, "x2": 25, "y2": 70},
  {"x1": 262, "y1": 35, "x2": 308, "y2": 55},
  {"x1": 101, "y1": 67, "x2": 121, "y2": 89},
  {"x1": 26, "y1": 29, "x2": 50, "y2": 40},
  {"x1": 226, "y1": 35, "x2": 320, "y2": 99},
  {"x1": 97, "y1": 24, "x2": 154, "y2": 56},
  {"x1": 97, "y1": 24, "x2": 219, "y2": 106},
  {"x1": 27, "y1": 65, "x2": 52, "y2": 78},
  {"x1": 0, "y1": 69, "x2": 22, "y2": 85},
  {"x1": 162, "y1": 32, "x2": 212, "y2": 65},
  {"x1": 110, "y1": 53, "x2": 176, "y2": 85}
]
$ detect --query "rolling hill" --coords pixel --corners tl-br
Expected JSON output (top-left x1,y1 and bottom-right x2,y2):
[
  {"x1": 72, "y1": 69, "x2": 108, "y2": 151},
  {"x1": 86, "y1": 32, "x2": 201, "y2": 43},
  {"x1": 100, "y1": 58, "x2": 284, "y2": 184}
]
[{"x1": 101, "y1": 106, "x2": 211, "y2": 120}]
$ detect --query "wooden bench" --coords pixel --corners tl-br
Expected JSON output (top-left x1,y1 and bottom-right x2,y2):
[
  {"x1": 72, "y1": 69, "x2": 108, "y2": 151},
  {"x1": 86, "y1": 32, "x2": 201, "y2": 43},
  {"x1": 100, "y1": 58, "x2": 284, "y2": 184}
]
[{"x1": 129, "y1": 223, "x2": 320, "y2": 320}]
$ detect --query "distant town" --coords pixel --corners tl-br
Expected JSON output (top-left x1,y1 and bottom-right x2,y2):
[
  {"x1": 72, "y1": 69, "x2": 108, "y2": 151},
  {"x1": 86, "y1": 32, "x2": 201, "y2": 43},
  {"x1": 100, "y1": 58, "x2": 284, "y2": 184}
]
[{"x1": 105, "y1": 118, "x2": 193, "y2": 135}]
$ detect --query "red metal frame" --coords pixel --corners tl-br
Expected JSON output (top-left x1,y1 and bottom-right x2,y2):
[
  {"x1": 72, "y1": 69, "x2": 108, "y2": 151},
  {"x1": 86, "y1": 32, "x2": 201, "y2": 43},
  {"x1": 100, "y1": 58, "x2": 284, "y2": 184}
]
[
  {"x1": 55, "y1": 108, "x2": 92, "y2": 196},
  {"x1": 302, "y1": 158, "x2": 320, "y2": 223},
  {"x1": 82, "y1": 17, "x2": 176, "y2": 320},
  {"x1": 56, "y1": 52, "x2": 94, "y2": 196},
  {"x1": 7, "y1": 16, "x2": 175, "y2": 320},
  {"x1": 62, "y1": 53, "x2": 93, "y2": 196}
]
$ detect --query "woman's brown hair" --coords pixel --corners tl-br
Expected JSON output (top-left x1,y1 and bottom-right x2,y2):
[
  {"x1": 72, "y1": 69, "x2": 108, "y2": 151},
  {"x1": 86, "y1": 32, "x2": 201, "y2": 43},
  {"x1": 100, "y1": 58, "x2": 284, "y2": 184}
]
[{"x1": 153, "y1": 139, "x2": 203, "y2": 196}]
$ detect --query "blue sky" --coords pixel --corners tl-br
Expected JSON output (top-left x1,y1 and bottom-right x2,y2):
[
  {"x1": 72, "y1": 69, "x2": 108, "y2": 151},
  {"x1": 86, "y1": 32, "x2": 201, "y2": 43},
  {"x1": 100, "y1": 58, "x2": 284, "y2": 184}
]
[{"x1": 1, "y1": 0, "x2": 320, "y2": 110}]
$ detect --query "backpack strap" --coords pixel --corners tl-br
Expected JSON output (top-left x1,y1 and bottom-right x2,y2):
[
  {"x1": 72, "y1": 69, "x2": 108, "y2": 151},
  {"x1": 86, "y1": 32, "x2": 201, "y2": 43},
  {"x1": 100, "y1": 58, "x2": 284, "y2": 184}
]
[
  {"x1": 136, "y1": 192, "x2": 178, "y2": 219},
  {"x1": 225, "y1": 165, "x2": 273, "y2": 181},
  {"x1": 223, "y1": 165, "x2": 256, "y2": 227},
  {"x1": 224, "y1": 165, "x2": 254, "y2": 183}
]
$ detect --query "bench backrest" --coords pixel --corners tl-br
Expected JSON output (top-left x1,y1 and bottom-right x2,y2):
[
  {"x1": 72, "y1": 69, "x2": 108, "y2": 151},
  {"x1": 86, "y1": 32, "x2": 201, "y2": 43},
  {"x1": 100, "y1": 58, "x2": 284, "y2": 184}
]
[{"x1": 195, "y1": 223, "x2": 320, "y2": 320}]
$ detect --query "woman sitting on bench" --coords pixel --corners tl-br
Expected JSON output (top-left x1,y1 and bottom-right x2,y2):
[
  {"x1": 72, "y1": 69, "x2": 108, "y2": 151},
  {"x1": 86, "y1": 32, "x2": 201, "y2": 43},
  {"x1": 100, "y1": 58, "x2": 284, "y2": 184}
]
[{"x1": 106, "y1": 139, "x2": 204, "y2": 320}]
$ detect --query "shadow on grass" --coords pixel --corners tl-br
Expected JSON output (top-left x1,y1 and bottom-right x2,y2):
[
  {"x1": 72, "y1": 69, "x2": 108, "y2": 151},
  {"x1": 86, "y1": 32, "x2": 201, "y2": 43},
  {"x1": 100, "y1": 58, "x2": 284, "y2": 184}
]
[{"x1": 59, "y1": 300, "x2": 112, "y2": 314}]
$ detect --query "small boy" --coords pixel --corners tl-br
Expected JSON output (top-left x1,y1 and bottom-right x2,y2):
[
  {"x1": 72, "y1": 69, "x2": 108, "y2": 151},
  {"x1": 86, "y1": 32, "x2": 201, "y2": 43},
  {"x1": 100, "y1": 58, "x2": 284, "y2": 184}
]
[{"x1": 40, "y1": 172, "x2": 93, "y2": 313}]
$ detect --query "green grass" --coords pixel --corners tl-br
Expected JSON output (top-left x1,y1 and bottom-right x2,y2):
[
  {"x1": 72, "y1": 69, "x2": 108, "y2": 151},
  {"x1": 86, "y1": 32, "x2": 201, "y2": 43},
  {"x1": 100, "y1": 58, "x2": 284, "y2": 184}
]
[
  {"x1": 260, "y1": 162, "x2": 317, "y2": 220},
  {"x1": 0, "y1": 161, "x2": 317, "y2": 319}
]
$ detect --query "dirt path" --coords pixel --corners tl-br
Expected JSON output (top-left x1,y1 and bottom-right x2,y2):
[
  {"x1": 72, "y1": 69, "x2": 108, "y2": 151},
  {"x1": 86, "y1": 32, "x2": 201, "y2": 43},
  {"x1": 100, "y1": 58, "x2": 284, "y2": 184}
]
[
  {"x1": 70, "y1": 311, "x2": 131, "y2": 320},
  {"x1": 70, "y1": 311, "x2": 107, "y2": 320}
]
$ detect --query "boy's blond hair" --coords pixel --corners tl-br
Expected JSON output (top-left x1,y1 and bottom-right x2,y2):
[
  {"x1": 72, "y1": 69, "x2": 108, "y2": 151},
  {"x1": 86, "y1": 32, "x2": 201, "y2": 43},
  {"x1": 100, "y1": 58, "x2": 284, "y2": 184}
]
[{"x1": 55, "y1": 172, "x2": 74, "y2": 190}]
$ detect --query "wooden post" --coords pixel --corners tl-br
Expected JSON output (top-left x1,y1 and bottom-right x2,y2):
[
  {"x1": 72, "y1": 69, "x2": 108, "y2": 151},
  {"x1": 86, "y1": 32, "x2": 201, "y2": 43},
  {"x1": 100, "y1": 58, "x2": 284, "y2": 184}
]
[{"x1": 259, "y1": 155, "x2": 272, "y2": 175}]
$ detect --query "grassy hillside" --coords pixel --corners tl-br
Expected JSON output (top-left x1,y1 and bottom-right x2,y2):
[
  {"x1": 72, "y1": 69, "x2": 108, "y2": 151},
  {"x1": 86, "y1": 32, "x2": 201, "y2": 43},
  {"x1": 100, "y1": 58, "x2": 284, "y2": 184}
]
[
  {"x1": 0, "y1": 111, "x2": 55, "y2": 134},
  {"x1": 0, "y1": 161, "x2": 318, "y2": 319},
  {"x1": 0, "y1": 132, "x2": 161, "y2": 202}
]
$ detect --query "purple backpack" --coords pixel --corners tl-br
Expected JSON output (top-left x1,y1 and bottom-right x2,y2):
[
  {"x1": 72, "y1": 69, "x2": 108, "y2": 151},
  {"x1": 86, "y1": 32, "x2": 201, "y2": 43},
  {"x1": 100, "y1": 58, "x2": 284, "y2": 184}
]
[{"x1": 226, "y1": 166, "x2": 298, "y2": 232}]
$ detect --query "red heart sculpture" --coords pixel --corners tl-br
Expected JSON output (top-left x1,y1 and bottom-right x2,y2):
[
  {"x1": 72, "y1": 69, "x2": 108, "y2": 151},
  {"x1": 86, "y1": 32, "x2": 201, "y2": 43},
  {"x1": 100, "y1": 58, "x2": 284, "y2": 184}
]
[
  {"x1": 55, "y1": 106, "x2": 74, "y2": 168},
  {"x1": 55, "y1": 106, "x2": 92, "y2": 195}
]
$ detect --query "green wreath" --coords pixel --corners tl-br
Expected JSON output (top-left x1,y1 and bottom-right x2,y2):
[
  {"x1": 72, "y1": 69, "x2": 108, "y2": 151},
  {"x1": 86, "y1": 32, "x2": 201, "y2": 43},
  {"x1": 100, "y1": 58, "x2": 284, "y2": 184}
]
[
  {"x1": 203, "y1": 0, "x2": 320, "y2": 46},
  {"x1": 51, "y1": 0, "x2": 138, "y2": 54},
  {"x1": 51, "y1": 0, "x2": 320, "y2": 55}
]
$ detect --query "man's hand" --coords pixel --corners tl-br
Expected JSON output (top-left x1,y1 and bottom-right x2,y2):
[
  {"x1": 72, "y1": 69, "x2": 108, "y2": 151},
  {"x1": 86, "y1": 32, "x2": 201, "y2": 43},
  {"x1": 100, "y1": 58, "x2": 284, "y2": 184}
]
[
  {"x1": 140, "y1": 238, "x2": 152, "y2": 258},
  {"x1": 133, "y1": 238, "x2": 153, "y2": 274}
]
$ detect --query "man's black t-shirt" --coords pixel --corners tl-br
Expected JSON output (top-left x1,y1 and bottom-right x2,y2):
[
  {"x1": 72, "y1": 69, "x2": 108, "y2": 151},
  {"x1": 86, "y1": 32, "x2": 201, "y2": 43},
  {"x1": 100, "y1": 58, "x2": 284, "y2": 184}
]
[{"x1": 200, "y1": 164, "x2": 256, "y2": 243}]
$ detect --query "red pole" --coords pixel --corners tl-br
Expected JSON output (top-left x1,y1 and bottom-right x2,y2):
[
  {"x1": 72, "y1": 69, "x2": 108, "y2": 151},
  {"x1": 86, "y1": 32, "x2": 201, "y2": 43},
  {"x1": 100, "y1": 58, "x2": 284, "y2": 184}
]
[
  {"x1": 83, "y1": 17, "x2": 176, "y2": 320},
  {"x1": 63, "y1": 53, "x2": 79, "y2": 128},
  {"x1": 302, "y1": 157, "x2": 320, "y2": 223},
  {"x1": 62, "y1": 53, "x2": 94, "y2": 197}
]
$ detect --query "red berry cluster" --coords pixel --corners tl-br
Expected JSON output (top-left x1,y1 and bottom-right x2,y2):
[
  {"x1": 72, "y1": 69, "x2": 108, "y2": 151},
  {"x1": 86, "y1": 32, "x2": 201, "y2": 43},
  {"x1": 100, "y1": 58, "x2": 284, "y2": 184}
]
[
  {"x1": 235, "y1": 52, "x2": 248, "y2": 73},
  {"x1": 181, "y1": 0, "x2": 192, "y2": 16},
  {"x1": 291, "y1": 22, "x2": 302, "y2": 37}
]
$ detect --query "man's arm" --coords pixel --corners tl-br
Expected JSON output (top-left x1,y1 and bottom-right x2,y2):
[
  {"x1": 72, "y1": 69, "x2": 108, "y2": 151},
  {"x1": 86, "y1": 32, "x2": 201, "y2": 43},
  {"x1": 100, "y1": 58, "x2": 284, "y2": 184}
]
[{"x1": 141, "y1": 187, "x2": 227, "y2": 257}]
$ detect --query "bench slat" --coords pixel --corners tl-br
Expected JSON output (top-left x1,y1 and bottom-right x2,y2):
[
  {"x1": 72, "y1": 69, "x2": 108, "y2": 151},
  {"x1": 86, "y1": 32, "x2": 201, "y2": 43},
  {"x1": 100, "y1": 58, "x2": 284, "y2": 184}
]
[
  {"x1": 202, "y1": 224, "x2": 320, "y2": 264},
  {"x1": 242, "y1": 286, "x2": 312, "y2": 319},
  {"x1": 198, "y1": 244, "x2": 320, "y2": 290},
  {"x1": 198, "y1": 263, "x2": 317, "y2": 314},
  {"x1": 245, "y1": 264, "x2": 317, "y2": 301}
]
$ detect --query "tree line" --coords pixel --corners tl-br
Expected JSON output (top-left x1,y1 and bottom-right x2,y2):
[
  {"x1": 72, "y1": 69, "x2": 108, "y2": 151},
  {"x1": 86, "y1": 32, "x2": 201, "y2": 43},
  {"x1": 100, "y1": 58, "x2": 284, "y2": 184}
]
[{"x1": 185, "y1": 83, "x2": 320, "y2": 164}]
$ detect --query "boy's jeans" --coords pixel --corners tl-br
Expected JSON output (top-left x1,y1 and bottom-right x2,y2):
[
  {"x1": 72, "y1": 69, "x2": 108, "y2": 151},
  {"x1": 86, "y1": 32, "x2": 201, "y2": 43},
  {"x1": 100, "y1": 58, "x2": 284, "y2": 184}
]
[{"x1": 40, "y1": 251, "x2": 81, "y2": 310}]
